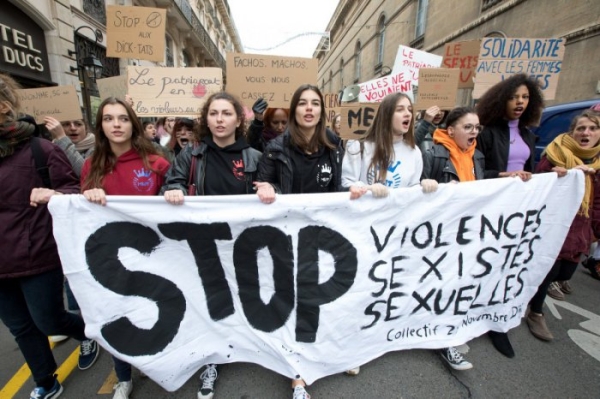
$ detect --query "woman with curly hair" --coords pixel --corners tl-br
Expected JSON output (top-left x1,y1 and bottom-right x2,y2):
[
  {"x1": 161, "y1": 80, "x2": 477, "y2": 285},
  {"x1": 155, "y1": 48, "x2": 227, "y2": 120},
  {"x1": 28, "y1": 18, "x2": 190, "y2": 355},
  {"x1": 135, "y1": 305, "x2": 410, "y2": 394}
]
[{"x1": 475, "y1": 73, "x2": 544, "y2": 359}]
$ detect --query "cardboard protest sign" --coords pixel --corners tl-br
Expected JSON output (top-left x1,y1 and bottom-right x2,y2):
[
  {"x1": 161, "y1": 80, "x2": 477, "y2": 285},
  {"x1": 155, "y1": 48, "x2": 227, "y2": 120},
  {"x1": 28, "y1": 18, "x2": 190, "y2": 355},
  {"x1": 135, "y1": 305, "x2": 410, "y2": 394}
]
[
  {"x1": 127, "y1": 66, "x2": 222, "y2": 117},
  {"x1": 415, "y1": 68, "x2": 460, "y2": 110},
  {"x1": 340, "y1": 103, "x2": 380, "y2": 140},
  {"x1": 323, "y1": 92, "x2": 341, "y2": 127},
  {"x1": 97, "y1": 75, "x2": 127, "y2": 100},
  {"x1": 225, "y1": 53, "x2": 318, "y2": 109},
  {"x1": 442, "y1": 40, "x2": 481, "y2": 89},
  {"x1": 107, "y1": 5, "x2": 166, "y2": 62},
  {"x1": 17, "y1": 86, "x2": 82, "y2": 123},
  {"x1": 358, "y1": 72, "x2": 414, "y2": 103},
  {"x1": 391, "y1": 45, "x2": 442, "y2": 87},
  {"x1": 473, "y1": 37, "x2": 565, "y2": 99},
  {"x1": 49, "y1": 172, "x2": 584, "y2": 391}
]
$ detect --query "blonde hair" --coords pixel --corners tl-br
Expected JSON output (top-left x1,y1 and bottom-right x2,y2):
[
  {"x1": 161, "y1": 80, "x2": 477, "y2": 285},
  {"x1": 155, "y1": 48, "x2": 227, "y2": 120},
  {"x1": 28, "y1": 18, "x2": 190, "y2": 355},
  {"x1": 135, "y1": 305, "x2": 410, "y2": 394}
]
[{"x1": 0, "y1": 73, "x2": 21, "y2": 119}]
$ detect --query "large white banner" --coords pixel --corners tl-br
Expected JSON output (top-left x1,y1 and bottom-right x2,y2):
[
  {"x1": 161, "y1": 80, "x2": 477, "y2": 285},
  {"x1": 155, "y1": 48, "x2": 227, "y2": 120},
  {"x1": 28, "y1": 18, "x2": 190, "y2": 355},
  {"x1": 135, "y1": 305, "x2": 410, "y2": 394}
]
[{"x1": 49, "y1": 172, "x2": 584, "y2": 391}]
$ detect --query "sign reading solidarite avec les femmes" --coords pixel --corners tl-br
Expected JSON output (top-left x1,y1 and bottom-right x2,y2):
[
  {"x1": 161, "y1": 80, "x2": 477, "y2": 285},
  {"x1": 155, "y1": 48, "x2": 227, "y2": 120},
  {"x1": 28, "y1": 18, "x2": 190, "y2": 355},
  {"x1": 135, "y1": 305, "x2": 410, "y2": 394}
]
[{"x1": 48, "y1": 172, "x2": 584, "y2": 391}]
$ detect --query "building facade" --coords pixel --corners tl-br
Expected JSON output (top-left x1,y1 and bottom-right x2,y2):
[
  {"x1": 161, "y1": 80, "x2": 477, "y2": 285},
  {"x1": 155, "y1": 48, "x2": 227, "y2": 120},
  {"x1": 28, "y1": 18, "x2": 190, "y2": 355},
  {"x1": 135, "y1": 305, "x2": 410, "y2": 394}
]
[
  {"x1": 1, "y1": 0, "x2": 242, "y2": 124},
  {"x1": 315, "y1": 0, "x2": 600, "y2": 105}
]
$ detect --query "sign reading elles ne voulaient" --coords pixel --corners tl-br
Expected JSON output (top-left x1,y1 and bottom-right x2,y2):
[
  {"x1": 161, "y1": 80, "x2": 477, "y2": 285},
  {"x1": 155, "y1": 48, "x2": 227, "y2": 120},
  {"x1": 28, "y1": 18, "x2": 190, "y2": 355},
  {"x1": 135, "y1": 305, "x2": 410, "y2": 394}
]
[
  {"x1": 17, "y1": 85, "x2": 82, "y2": 123},
  {"x1": 226, "y1": 53, "x2": 318, "y2": 109},
  {"x1": 127, "y1": 66, "x2": 222, "y2": 117},
  {"x1": 473, "y1": 37, "x2": 565, "y2": 100},
  {"x1": 106, "y1": 5, "x2": 166, "y2": 62}
]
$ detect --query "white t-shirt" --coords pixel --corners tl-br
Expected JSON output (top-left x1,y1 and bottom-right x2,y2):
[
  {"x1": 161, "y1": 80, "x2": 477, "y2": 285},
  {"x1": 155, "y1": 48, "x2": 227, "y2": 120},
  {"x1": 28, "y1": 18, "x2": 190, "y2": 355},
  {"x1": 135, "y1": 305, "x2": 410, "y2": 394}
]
[{"x1": 342, "y1": 139, "x2": 423, "y2": 188}]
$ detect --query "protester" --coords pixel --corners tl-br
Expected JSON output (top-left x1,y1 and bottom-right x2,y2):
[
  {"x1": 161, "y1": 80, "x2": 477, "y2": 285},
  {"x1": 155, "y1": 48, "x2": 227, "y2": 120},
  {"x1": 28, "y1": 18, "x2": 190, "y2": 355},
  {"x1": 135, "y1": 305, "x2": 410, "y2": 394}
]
[
  {"x1": 143, "y1": 120, "x2": 158, "y2": 141},
  {"x1": 332, "y1": 113, "x2": 341, "y2": 137},
  {"x1": 476, "y1": 73, "x2": 544, "y2": 358},
  {"x1": 0, "y1": 72, "x2": 100, "y2": 399},
  {"x1": 156, "y1": 116, "x2": 176, "y2": 146},
  {"x1": 247, "y1": 97, "x2": 289, "y2": 152},
  {"x1": 255, "y1": 84, "x2": 343, "y2": 399},
  {"x1": 44, "y1": 116, "x2": 95, "y2": 177},
  {"x1": 526, "y1": 111, "x2": 600, "y2": 340},
  {"x1": 342, "y1": 91, "x2": 438, "y2": 202},
  {"x1": 81, "y1": 97, "x2": 170, "y2": 399},
  {"x1": 421, "y1": 106, "x2": 485, "y2": 370},
  {"x1": 166, "y1": 117, "x2": 194, "y2": 158},
  {"x1": 161, "y1": 92, "x2": 261, "y2": 399},
  {"x1": 415, "y1": 105, "x2": 448, "y2": 154}
]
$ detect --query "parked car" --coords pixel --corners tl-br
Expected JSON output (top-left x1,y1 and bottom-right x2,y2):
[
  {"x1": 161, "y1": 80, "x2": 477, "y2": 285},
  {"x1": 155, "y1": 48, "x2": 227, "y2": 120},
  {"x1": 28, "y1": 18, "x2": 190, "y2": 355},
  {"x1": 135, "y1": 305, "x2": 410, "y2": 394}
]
[{"x1": 531, "y1": 99, "x2": 600, "y2": 163}]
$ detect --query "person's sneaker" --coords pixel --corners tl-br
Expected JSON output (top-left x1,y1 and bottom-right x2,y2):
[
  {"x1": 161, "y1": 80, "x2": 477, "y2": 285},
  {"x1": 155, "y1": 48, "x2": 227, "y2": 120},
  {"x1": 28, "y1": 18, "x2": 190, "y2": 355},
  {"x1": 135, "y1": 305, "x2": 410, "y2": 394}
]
[
  {"x1": 49, "y1": 335, "x2": 68, "y2": 343},
  {"x1": 78, "y1": 339, "x2": 100, "y2": 370},
  {"x1": 112, "y1": 381, "x2": 132, "y2": 399},
  {"x1": 345, "y1": 366, "x2": 360, "y2": 376},
  {"x1": 558, "y1": 280, "x2": 573, "y2": 294},
  {"x1": 439, "y1": 347, "x2": 473, "y2": 370},
  {"x1": 583, "y1": 257, "x2": 600, "y2": 280},
  {"x1": 547, "y1": 282, "x2": 565, "y2": 300},
  {"x1": 197, "y1": 364, "x2": 218, "y2": 399},
  {"x1": 292, "y1": 385, "x2": 311, "y2": 399},
  {"x1": 526, "y1": 312, "x2": 554, "y2": 341},
  {"x1": 30, "y1": 378, "x2": 63, "y2": 399}
]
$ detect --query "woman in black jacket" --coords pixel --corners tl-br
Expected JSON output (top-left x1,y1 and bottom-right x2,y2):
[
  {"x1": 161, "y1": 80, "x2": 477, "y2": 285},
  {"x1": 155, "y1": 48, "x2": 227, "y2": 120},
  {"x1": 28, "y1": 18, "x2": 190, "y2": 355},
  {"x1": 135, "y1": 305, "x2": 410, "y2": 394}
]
[
  {"x1": 475, "y1": 73, "x2": 544, "y2": 359},
  {"x1": 255, "y1": 84, "x2": 344, "y2": 205}
]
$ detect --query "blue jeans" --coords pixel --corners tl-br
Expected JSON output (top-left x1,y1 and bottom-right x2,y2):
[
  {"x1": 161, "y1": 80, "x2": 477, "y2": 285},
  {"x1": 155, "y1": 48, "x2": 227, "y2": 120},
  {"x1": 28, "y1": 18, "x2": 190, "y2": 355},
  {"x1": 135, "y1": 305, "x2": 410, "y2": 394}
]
[
  {"x1": 113, "y1": 356, "x2": 132, "y2": 382},
  {"x1": 0, "y1": 268, "x2": 87, "y2": 384}
]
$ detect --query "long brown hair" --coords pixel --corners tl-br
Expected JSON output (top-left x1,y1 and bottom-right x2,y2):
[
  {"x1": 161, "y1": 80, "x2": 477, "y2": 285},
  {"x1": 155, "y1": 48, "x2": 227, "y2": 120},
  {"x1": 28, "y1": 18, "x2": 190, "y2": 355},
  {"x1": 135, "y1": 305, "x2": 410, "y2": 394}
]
[
  {"x1": 196, "y1": 92, "x2": 246, "y2": 142},
  {"x1": 83, "y1": 97, "x2": 159, "y2": 190},
  {"x1": 287, "y1": 84, "x2": 335, "y2": 153},
  {"x1": 363, "y1": 92, "x2": 415, "y2": 182}
]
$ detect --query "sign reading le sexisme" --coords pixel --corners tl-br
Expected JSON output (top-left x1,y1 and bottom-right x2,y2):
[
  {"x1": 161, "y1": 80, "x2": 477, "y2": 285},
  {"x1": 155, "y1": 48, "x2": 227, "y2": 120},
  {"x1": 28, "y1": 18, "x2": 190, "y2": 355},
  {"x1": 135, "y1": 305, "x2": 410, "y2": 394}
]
[
  {"x1": 225, "y1": 53, "x2": 318, "y2": 109},
  {"x1": 107, "y1": 5, "x2": 166, "y2": 62},
  {"x1": 17, "y1": 85, "x2": 83, "y2": 123},
  {"x1": 340, "y1": 103, "x2": 380, "y2": 140},
  {"x1": 473, "y1": 37, "x2": 565, "y2": 100},
  {"x1": 442, "y1": 40, "x2": 481, "y2": 89},
  {"x1": 127, "y1": 66, "x2": 222, "y2": 117}
]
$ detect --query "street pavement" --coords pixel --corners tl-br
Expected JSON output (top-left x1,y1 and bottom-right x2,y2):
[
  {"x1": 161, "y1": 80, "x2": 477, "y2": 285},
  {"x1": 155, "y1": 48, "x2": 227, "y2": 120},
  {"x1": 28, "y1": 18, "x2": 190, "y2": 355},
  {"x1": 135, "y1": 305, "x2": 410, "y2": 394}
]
[{"x1": 2, "y1": 267, "x2": 599, "y2": 399}]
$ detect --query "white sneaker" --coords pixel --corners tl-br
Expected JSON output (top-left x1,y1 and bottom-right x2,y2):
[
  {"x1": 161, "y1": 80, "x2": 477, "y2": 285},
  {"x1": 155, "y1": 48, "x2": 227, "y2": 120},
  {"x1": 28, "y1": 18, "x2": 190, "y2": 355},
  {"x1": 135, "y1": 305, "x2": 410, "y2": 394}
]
[
  {"x1": 197, "y1": 364, "x2": 218, "y2": 399},
  {"x1": 49, "y1": 335, "x2": 68, "y2": 343},
  {"x1": 345, "y1": 366, "x2": 360, "y2": 375},
  {"x1": 439, "y1": 347, "x2": 473, "y2": 370},
  {"x1": 293, "y1": 385, "x2": 311, "y2": 399},
  {"x1": 113, "y1": 381, "x2": 132, "y2": 399}
]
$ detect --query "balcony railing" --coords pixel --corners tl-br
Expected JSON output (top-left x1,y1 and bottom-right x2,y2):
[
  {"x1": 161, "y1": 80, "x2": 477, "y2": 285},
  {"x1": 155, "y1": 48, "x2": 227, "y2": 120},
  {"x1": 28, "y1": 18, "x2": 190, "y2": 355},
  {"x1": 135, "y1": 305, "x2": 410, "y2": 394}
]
[{"x1": 174, "y1": 0, "x2": 225, "y2": 69}]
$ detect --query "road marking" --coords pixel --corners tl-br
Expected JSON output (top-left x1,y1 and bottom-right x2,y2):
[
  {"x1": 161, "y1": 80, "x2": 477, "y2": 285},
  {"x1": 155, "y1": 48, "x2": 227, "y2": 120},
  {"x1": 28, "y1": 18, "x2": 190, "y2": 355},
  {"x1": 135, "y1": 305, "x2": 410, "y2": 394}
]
[
  {"x1": 98, "y1": 369, "x2": 118, "y2": 394},
  {"x1": 0, "y1": 340, "x2": 78, "y2": 399},
  {"x1": 546, "y1": 297, "x2": 600, "y2": 363}
]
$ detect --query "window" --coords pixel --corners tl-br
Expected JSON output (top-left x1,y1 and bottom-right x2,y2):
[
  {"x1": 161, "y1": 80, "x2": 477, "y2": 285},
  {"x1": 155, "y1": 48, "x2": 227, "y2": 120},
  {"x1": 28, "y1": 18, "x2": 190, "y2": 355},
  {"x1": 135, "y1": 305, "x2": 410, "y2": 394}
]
[
  {"x1": 354, "y1": 41, "x2": 361, "y2": 83},
  {"x1": 165, "y1": 35, "x2": 174, "y2": 67},
  {"x1": 340, "y1": 58, "x2": 344, "y2": 88},
  {"x1": 415, "y1": 0, "x2": 428, "y2": 38},
  {"x1": 377, "y1": 15, "x2": 386, "y2": 66}
]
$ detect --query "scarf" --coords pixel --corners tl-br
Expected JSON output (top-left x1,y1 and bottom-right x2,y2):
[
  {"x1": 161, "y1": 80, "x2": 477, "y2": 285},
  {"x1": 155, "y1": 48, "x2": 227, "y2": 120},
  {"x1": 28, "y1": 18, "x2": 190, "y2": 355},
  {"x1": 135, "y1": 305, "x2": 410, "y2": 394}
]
[
  {"x1": 433, "y1": 128, "x2": 477, "y2": 182},
  {"x1": 0, "y1": 114, "x2": 36, "y2": 157},
  {"x1": 544, "y1": 133, "x2": 600, "y2": 217},
  {"x1": 262, "y1": 128, "x2": 280, "y2": 143},
  {"x1": 75, "y1": 133, "x2": 95, "y2": 153}
]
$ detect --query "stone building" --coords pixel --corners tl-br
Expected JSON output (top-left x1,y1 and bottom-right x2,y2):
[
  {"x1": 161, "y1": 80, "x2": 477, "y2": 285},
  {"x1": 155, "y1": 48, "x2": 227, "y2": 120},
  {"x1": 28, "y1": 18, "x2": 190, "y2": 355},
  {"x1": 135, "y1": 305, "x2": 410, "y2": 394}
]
[
  {"x1": 315, "y1": 0, "x2": 600, "y2": 105},
  {"x1": 1, "y1": 0, "x2": 242, "y2": 124}
]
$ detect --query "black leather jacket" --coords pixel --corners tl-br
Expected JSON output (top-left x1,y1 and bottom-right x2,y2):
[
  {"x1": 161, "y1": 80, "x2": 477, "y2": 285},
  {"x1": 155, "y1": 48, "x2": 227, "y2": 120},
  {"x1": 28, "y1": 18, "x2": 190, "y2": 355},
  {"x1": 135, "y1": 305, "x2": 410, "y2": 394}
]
[
  {"x1": 257, "y1": 129, "x2": 344, "y2": 194},
  {"x1": 476, "y1": 121, "x2": 536, "y2": 179},
  {"x1": 160, "y1": 141, "x2": 262, "y2": 195},
  {"x1": 422, "y1": 144, "x2": 485, "y2": 183}
]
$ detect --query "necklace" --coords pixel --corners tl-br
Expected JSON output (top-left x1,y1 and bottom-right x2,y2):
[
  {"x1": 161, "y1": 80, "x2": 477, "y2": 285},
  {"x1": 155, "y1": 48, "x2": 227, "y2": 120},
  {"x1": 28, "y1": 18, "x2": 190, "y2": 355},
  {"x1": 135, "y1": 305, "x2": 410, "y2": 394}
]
[{"x1": 510, "y1": 138, "x2": 516, "y2": 144}]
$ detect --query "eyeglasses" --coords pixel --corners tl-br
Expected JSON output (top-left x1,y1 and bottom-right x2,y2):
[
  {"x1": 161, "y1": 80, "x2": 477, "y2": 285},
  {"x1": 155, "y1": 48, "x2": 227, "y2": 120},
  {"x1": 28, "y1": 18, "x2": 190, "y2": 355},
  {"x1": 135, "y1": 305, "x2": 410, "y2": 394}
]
[{"x1": 459, "y1": 124, "x2": 483, "y2": 133}]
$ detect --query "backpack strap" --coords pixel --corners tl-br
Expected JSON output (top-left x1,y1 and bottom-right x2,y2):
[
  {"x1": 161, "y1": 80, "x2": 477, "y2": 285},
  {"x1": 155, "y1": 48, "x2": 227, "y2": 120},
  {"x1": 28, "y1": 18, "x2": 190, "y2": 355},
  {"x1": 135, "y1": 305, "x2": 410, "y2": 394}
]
[{"x1": 31, "y1": 137, "x2": 52, "y2": 189}]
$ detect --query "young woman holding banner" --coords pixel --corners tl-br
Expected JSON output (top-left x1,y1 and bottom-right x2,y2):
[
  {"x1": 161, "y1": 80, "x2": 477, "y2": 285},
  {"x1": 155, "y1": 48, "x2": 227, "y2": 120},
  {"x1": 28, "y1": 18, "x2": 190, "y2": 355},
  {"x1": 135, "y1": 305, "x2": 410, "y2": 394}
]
[
  {"x1": 81, "y1": 97, "x2": 170, "y2": 399},
  {"x1": 161, "y1": 91, "x2": 261, "y2": 399},
  {"x1": 255, "y1": 84, "x2": 343, "y2": 399},
  {"x1": 475, "y1": 73, "x2": 544, "y2": 358}
]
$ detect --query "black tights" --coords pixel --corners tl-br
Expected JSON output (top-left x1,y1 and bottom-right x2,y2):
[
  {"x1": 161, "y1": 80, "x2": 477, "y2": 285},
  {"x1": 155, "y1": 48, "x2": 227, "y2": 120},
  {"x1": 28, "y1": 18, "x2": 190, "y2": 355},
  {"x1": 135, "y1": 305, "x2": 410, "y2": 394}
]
[{"x1": 529, "y1": 258, "x2": 578, "y2": 314}]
